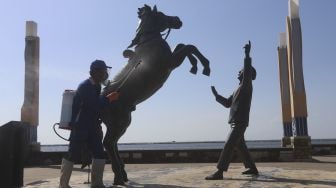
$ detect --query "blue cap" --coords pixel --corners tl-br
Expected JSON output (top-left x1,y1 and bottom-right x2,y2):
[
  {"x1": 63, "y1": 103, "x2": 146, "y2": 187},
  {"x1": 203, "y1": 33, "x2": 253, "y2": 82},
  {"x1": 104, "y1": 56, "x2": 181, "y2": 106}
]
[{"x1": 90, "y1": 60, "x2": 112, "y2": 70}]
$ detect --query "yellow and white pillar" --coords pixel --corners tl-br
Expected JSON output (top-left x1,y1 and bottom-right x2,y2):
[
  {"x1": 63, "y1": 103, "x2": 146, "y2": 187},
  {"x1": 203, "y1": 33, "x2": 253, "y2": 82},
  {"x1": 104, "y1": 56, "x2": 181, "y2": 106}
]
[
  {"x1": 277, "y1": 32, "x2": 293, "y2": 146},
  {"x1": 278, "y1": 0, "x2": 311, "y2": 159},
  {"x1": 286, "y1": 0, "x2": 308, "y2": 137}
]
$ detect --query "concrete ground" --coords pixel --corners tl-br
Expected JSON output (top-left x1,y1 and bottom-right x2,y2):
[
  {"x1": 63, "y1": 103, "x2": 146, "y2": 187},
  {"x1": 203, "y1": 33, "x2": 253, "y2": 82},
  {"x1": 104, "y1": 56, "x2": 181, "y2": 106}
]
[{"x1": 24, "y1": 155, "x2": 336, "y2": 188}]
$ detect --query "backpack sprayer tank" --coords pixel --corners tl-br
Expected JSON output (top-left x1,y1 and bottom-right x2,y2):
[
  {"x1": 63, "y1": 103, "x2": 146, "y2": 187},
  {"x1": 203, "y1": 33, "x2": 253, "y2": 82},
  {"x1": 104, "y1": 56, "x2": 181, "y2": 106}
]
[
  {"x1": 59, "y1": 90, "x2": 76, "y2": 129},
  {"x1": 53, "y1": 90, "x2": 76, "y2": 141}
]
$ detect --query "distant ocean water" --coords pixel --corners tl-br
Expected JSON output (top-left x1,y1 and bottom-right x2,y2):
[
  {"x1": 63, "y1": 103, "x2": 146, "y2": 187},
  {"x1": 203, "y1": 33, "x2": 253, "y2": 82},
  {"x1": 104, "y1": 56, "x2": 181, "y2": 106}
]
[{"x1": 41, "y1": 139, "x2": 336, "y2": 152}]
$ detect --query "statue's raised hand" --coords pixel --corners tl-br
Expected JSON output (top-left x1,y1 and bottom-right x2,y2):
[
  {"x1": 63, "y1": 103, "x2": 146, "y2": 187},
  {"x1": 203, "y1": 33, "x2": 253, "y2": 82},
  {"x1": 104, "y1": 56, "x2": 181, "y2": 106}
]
[
  {"x1": 244, "y1": 40, "x2": 251, "y2": 57},
  {"x1": 211, "y1": 86, "x2": 218, "y2": 97}
]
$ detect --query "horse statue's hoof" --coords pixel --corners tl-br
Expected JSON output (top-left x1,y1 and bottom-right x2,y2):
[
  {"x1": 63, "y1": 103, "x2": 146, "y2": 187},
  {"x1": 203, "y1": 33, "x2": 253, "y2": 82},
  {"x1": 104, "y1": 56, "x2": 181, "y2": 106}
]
[
  {"x1": 121, "y1": 169, "x2": 129, "y2": 182},
  {"x1": 190, "y1": 66, "x2": 198, "y2": 74},
  {"x1": 113, "y1": 175, "x2": 126, "y2": 186},
  {"x1": 202, "y1": 67, "x2": 210, "y2": 76}
]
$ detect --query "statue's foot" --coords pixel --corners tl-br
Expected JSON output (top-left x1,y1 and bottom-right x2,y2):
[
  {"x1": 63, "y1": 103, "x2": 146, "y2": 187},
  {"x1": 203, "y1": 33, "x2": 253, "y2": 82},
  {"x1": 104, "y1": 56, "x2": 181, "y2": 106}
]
[
  {"x1": 242, "y1": 168, "x2": 259, "y2": 175},
  {"x1": 190, "y1": 66, "x2": 198, "y2": 74},
  {"x1": 205, "y1": 170, "x2": 223, "y2": 180},
  {"x1": 202, "y1": 67, "x2": 210, "y2": 76}
]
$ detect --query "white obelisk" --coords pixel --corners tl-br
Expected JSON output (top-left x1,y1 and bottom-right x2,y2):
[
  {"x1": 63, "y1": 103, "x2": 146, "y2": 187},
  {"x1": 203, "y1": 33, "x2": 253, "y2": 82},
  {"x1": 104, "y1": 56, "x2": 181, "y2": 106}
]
[{"x1": 21, "y1": 21, "x2": 40, "y2": 145}]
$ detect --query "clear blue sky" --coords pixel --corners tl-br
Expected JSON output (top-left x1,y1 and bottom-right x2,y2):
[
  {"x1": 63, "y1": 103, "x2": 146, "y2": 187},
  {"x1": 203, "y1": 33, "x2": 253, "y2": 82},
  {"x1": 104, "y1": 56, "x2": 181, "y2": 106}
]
[{"x1": 1, "y1": 1, "x2": 335, "y2": 145}]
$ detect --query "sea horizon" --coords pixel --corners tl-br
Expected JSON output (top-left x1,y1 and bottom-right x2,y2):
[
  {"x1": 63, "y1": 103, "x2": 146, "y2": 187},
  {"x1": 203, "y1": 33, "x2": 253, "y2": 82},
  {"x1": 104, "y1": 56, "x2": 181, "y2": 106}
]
[{"x1": 41, "y1": 138, "x2": 336, "y2": 152}]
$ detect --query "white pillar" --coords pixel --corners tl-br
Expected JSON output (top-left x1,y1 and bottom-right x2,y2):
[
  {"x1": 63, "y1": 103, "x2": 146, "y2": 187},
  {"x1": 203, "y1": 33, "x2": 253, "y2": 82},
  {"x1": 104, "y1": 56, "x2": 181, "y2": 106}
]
[{"x1": 21, "y1": 21, "x2": 40, "y2": 144}]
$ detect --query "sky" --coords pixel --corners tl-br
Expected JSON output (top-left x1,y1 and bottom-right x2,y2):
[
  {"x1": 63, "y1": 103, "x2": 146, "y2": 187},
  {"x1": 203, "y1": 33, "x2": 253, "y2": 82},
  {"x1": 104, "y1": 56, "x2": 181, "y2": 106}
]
[{"x1": 0, "y1": 0, "x2": 335, "y2": 145}]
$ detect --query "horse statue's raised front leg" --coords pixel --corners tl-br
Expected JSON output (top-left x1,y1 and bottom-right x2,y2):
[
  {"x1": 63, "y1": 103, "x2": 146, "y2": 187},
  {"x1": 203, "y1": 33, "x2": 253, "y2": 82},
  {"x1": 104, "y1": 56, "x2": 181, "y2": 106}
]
[
  {"x1": 172, "y1": 43, "x2": 211, "y2": 76},
  {"x1": 103, "y1": 109, "x2": 131, "y2": 185}
]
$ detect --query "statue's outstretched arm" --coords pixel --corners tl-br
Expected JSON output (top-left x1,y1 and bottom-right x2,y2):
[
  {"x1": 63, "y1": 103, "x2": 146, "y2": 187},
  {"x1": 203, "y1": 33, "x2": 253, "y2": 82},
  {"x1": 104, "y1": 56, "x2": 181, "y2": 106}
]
[{"x1": 211, "y1": 86, "x2": 232, "y2": 108}]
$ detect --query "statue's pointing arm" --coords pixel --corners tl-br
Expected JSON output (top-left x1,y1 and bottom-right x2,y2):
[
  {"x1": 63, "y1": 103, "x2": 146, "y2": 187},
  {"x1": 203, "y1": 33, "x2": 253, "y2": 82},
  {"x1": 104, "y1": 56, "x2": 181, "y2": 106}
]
[{"x1": 242, "y1": 41, "x2": 252, "y2": 87}]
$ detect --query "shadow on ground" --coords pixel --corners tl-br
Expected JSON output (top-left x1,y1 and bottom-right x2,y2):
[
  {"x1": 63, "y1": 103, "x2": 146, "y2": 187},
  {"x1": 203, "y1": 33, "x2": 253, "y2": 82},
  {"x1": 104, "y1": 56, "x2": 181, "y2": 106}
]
[
  {"x1": 226, "y1": 174, "x2": 336, "y2": 187},
  {"x1": 106, "y1": 181, "x2": 193, "y2": 188}
]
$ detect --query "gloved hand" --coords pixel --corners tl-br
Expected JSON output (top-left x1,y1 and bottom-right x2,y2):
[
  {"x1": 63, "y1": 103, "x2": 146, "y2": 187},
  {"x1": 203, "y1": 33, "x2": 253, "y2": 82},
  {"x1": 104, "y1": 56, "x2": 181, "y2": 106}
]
[
  {"x1": 211, "y1": 86, "x2": 218, "y2": 97},
  {"x1": 106, "y1": 91, "x2": 120, "y2": 102}
]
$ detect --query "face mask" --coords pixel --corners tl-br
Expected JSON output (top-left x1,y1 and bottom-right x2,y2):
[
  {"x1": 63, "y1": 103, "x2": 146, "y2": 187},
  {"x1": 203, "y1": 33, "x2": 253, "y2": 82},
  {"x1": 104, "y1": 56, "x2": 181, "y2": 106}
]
[
  {"x1": 102, "y1": 79, "x2": 110, "y2": 86},
  {"x1": 101, "y1": 71, "x2": 110, "y2": 86}
]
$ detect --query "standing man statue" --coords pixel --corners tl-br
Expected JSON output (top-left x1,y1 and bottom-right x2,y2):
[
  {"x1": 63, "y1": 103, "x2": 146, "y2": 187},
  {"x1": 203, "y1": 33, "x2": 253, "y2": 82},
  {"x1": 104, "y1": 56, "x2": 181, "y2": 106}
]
[{"x1": 206, "y1": 41, "x2": 258, "y2": 180}]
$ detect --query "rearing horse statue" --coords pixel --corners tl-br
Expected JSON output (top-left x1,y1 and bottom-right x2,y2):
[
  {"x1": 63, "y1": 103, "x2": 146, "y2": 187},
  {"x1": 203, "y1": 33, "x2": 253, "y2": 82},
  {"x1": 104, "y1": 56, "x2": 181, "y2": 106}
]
[{"x1": 101, "y1": 4, "x2": 210, "y2": 185}]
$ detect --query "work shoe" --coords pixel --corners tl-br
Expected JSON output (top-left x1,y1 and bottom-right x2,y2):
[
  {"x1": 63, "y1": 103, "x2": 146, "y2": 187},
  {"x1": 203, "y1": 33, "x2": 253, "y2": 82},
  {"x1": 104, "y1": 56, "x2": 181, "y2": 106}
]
[
  {"x1": 205, "y1": 170, "x2": 223, "y2": 180},
  {"x1": 59, "y1": 158, "x2": 74, "y2": 188},
  {"x1": 242, "y1": 168, "x2": 259, "y2": 175},
  {"x1": 91, "y1": 159, "x2": 106, "y2": 188}
]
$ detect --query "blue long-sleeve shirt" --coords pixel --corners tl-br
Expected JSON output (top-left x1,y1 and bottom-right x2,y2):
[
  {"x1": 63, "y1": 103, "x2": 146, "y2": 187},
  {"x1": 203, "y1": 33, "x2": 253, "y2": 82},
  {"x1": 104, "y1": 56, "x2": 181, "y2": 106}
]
[{"x1": 70, "y1": 79, "x2": 110, "y2": 129}]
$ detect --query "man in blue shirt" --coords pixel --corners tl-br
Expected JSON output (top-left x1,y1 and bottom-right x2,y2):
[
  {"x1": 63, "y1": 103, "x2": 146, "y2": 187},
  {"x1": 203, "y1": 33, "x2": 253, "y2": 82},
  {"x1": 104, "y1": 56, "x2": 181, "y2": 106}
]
[
  {"x1": 206, "y1": 41, "x2": 258, "y2": 180},
  {"x1": 59, "y1": 60, "x2": 119, "y2": 188}
]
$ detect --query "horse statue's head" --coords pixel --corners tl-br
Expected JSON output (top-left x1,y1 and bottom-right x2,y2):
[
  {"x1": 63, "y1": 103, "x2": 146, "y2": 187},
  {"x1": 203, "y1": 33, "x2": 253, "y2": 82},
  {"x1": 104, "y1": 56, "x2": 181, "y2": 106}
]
[
  {"x1": 138, "y1": 4, "x2": 182, "y2": 31},
  {"x1": 129, "y1": 4, "x2": 182, "y2": 48}
]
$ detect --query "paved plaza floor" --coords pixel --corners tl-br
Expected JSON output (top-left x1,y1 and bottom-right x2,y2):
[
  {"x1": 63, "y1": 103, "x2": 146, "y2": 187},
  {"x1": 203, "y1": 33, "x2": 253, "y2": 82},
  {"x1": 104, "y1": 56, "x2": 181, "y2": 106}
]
[{"x1": 24, "y1": 155, "x2": 336, "y2": 188}]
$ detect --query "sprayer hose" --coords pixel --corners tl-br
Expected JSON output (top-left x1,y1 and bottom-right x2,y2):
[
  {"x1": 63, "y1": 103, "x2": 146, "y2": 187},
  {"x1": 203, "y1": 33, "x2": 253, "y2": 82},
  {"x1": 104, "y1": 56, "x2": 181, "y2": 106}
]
[{"x1": 53, "y1": 123, "x2": 70, "y2": 141}]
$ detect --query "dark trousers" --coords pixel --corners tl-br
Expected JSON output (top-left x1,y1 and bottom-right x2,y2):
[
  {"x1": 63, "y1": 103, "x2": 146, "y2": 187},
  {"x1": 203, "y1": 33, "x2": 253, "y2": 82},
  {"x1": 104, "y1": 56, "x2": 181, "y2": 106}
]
[
  {"x1": 217, "y1": 125, "x2": 256, "y2": 171},
  {"x1": 67, "y1": 126, "x2": 105, "y2": 162}
]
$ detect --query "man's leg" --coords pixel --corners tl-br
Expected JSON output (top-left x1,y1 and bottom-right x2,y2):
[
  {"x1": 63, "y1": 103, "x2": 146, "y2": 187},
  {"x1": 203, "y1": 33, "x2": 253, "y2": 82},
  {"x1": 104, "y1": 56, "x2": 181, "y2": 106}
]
[
  {"x1": 91, "y1": 159, "x2": 106, "y2": 188},
  {"x1": 236, "y1": 137, "x2": 258, "y2": 175},
  {"x1": 206, "y1": 126, "x2": 245, "y2": 180},
  {"x1": 88, "y1": 128, "x2": 106, "y2": 188},
  {"x1": 59, "y1": 128, "x2": 87, "y2": 188},
  {"x1": 217, "y1": 126, "x2": 246, "y2": 171},
  {"x1": 59, "y1": 158, "x2": 74, "y2": 188},
  {"x1": 60, "y1": 140, "x2": 82, "y2": 188}
]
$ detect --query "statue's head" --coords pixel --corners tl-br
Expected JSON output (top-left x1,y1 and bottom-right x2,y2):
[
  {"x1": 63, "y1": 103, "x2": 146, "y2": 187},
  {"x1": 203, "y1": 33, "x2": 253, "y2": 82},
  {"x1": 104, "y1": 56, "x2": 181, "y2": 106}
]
[
  {"x1": 238, "y1": 66, "x2": 256, "y2": 82},
  {"x1": 137, "y1": 4, "x2": 152, "y2": 18}
]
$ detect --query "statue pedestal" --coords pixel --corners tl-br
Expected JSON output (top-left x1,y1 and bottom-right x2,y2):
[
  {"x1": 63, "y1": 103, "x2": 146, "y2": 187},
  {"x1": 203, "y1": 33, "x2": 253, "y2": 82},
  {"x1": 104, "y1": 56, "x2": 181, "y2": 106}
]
[
  {"x1": 25, "y1": 125, "x2": 40, "y2": 152},
  {"x1": 0, "y1": 121, "x2": 28, "y2": 187},
  {"x1": 29, "y1": 142, "x2": 41, "y2": 152},
  {"x1": 291, "y1": 136, "x2": 312, "y2": 161}
]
